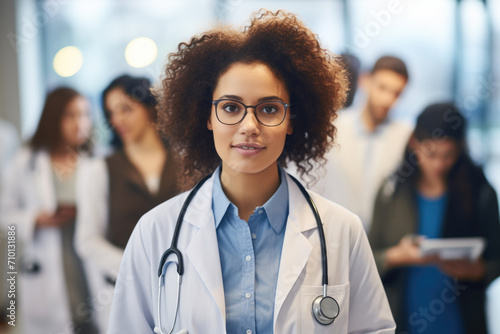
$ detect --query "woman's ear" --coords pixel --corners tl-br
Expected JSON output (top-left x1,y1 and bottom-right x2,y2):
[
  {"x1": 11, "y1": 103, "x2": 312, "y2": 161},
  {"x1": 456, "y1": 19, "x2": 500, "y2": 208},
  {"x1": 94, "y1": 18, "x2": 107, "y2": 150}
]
[
  {"x1": 287, "y1": 121, "x2": 293, "y2": 135},
  {"x1": 207, "y1": 116, "x2": 213, "y2": 131}
]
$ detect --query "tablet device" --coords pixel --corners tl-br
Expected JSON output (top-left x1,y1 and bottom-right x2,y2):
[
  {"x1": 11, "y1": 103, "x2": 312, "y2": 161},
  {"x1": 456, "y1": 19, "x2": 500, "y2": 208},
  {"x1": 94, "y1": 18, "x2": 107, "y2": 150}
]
[{"x1": 420, "y1": 237, "x2": 486, "y2": 260}]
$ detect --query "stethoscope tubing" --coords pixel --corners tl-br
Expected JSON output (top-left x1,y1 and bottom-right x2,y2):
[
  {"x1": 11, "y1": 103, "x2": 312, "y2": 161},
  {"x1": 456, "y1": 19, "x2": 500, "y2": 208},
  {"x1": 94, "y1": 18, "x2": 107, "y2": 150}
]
[{"x1": 156, "y1": 171, "x2": 337, "y2": 332}]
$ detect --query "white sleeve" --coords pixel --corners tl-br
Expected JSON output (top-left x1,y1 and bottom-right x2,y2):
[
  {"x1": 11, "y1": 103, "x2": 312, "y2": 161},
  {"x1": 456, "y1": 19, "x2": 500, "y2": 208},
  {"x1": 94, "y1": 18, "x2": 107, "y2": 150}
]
[
  {"x1": 75, "y1": 158, "x2": 124, "y2": 280},
  {"x1": 0, "y1": 149, "x2": 39, "y2": 244},
  {"x1": 348, "y1": 218, "x2": 396, "y2": 334},
  {"x1": 107, "y1": 218, "x2": 155, "y2": 333}
]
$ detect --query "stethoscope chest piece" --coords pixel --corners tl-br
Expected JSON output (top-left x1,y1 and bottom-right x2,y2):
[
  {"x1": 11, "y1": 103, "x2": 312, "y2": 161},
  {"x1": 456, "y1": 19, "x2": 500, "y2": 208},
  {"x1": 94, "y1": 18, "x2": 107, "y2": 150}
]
[{"x1": 312, "y1": 295, "x2": 340, "y2": 325}]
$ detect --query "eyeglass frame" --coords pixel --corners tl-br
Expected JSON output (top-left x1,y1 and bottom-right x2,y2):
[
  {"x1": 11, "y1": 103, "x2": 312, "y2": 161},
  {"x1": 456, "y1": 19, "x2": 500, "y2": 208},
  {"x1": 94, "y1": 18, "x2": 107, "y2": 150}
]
[{"x1": 211, "y1": 98, "x2": 291, "y2": 127}]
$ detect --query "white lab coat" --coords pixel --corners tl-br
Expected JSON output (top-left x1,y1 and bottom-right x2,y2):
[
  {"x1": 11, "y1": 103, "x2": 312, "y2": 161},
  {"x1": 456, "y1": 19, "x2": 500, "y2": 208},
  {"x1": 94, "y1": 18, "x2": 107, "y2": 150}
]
[
  {"x1": 108, "y1": 173, "x2": 395, "y2": 334},
  {"x1": 74, "y1": 158, "x2": 123, "y2": 333},
  {"x1": 0, "y1": 148, "x2": 95, "y2": 334}
]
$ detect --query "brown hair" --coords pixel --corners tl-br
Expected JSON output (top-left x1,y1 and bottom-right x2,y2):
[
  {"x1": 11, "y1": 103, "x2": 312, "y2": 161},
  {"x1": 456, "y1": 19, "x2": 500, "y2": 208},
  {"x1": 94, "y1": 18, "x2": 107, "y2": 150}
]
[
  {"x1": 102, "y1": 74, "x2": 158, "y2": 148},
  {"x1": 156, "y1": 9, "x2": 348, "y2": 188},
  {"x1": 371, "y1": 56, "x2": 409, "y2": 81},
  {"x1": 30, "y1": 87, "x2": 92, "y2": 153}
]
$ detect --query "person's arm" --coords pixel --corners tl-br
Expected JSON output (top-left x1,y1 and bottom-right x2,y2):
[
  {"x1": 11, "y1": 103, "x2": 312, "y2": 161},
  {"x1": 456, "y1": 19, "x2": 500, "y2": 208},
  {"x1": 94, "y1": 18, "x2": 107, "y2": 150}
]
[
  {"x1": 369, "y1": 184, "x2": 394, "y2": 277},
  {"x1": 75, "y1": 158, "x2": 124, "y2": 281},
  {"x1": 438, "y1": 184, "x2": 500, "y2": 283},
  {"x1": 369, "y1": 182, "x2": 437, "y2": 278},
  {"x1": 107, "y1": 218, "x2": 155, "y2": 333},
  {"x1": 348, "y1": 217, "x2": 396, "y2": 333}
]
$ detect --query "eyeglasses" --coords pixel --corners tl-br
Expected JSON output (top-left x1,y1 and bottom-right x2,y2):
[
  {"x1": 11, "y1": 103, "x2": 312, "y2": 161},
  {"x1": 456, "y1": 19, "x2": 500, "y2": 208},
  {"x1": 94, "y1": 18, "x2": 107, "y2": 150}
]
[{"x1": 212, "y1": 99, "x2": 290, "y2": 127}]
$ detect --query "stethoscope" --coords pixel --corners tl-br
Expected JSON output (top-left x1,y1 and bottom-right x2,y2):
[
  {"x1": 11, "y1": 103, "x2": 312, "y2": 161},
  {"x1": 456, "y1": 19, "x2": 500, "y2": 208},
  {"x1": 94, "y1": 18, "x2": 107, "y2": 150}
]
[{"x1": 154, "y1": 172, "x2": 340, "y2": 334}]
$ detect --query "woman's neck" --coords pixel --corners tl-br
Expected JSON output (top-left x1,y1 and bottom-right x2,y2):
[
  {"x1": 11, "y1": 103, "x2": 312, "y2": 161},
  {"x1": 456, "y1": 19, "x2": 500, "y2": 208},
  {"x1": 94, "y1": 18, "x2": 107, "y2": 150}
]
[
  {"x1": 123, "y1": 128, "x2": 167, "y2": 181},
  {"x1": 220, "y1": 163, "x2": 281, "y2": 222},
  {"x1": 417, "y1": 174, "x2": 447, "y2": 198},
  {"x1": 124, "y1": 127, "x2": 164, "y2": 157},
  {"x1": 50, "y1": 145, "x2": 80, "y2": 179}
]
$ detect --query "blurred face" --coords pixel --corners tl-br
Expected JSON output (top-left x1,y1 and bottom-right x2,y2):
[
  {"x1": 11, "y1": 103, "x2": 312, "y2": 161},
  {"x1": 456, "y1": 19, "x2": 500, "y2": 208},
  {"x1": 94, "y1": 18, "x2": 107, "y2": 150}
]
[
  {"x1": 60, "y1": 96, "x2": 92, "y2": 148},
  {"x1": 411, "y1": 138, "x2": 460, "y2": 181},
  {"x1": 365, "y1": 69, "x2": 407, "y2": 123},
  {"x1": 105, "y1": 88, "x2": 154, "y2": 144},
  {"x1": 207, "y1": 62, "x2": 293, "y2": 176}
]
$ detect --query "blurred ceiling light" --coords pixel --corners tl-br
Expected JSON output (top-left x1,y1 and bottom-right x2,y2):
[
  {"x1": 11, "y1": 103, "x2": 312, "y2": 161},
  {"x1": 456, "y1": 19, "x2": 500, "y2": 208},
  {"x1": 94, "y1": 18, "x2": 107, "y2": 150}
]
[
  {"x1": 125, "y1": 37, "x2": 158, "y2": 68},
  {"x1": 53, "y1": 46, "x2": 83, "y2": 77}
]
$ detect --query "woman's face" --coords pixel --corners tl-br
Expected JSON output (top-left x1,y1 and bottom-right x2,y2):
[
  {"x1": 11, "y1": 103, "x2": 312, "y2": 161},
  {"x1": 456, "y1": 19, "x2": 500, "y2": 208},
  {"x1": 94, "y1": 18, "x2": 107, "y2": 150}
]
[
  {"x1": 105, "y1": 87, "x2": 154, "y2": 144},
  {"x1": 411, "y1": 138, "x2": 460, "y2": 181},
  {"x1": 60, "y1": 96, "x2": 92, "y2": 148},
  {"x1": 208, "y1": 62, "x2": 293, "y2": 176}
]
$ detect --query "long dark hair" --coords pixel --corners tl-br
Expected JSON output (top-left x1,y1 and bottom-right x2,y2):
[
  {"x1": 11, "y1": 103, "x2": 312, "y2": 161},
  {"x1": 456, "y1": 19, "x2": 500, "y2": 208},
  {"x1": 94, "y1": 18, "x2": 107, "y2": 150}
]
[
  {"x1": 395, "y1": 103, "x2": 482, "y2": 217},
  {"x1": 30, "y1": 87, "x2": 92, "y2": 153},
  {"x1": 102, "y1": 74, "x2": 158, "y2": 148}
]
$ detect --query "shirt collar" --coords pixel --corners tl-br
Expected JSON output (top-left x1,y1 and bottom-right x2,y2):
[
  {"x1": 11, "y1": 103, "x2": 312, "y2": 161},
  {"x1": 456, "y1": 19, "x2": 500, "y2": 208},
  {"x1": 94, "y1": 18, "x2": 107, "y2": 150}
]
[{"x1": 212, "y1": 165, "x2": 289, "y2": 234}]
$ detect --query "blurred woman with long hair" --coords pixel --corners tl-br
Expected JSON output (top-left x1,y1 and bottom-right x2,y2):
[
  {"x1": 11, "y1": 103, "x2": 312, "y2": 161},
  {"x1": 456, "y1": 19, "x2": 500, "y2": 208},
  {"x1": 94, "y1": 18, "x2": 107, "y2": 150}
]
[
  {"x1": 75, "y1": 75, "x2": 179, "y2": 331},
  {"x1": 369, "y1": 103, "x2": 500, "y2": 334},
  {"x1": 0, "y1": 87, "x2": 98, "y2": 333}
]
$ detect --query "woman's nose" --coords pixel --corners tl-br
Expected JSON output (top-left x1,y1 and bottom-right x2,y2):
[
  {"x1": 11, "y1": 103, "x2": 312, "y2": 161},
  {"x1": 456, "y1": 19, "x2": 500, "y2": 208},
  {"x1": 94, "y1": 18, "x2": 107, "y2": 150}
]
[{"x1": 239, "y1": 109, "x2": 260, "y2": 135}]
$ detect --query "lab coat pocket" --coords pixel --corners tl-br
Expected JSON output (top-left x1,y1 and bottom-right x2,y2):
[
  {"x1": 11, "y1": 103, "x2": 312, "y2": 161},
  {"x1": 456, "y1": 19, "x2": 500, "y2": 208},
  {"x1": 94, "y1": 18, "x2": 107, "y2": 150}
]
[{"x1": 300, "y1": 282, "x2": 350, "y2": 333}]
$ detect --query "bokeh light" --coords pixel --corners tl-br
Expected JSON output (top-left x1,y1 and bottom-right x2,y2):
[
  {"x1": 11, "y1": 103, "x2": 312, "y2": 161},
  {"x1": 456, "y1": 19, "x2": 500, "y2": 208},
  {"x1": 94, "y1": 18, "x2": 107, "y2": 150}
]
[
  {"x1": 125, "y1": 37, "x2": 158, "y2": 68},
  {"x1": 53, "y1": 46, "x2": 83, "y2": 77}
]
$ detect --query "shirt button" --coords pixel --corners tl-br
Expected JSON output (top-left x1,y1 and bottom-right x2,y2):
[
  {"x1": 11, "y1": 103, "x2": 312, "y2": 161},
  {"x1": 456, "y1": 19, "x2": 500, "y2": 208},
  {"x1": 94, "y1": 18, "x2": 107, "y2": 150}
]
[
  {"x1": 258, "y1": 209, "x2": 263, "y2": 214},
  {"x1": 246, "y1": 330, "x2": 252, "y2": 334},
  {"x1": 245, "y1": 292, "x2": 252, "y2": 299},
  {"x1": 251, "y1": 233, "x2": 257, "y2": 239},
  {"x1": 245, "y1": 255, "x2": 251, "y2": 262}
]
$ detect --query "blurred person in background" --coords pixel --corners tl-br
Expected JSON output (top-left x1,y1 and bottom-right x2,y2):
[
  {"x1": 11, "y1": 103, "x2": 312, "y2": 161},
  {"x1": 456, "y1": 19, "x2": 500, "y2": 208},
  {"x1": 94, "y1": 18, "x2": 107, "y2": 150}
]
[
  {"x1": 75, "y1": 74, "x2": 180, "y2": 332},
  {"x1": 369, "y1": 103, "x2": 500, "y2": 334},
  {"x1": 0, "y1": 87, "x2": 99, "y2": 333},
  {"x1": 303, "y1": 56, "x2": 412, "y2": 231}
]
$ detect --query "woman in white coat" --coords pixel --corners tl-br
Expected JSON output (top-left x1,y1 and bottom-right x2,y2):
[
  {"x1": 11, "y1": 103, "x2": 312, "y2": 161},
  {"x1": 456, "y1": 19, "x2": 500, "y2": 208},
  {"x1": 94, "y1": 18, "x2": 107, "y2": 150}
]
[
  {"x1": 0, "y1": 88, "x2": 99, "y2": 333},
  {"x1": 75, "y1": 75, "x2": 180, "y2": 332},
  {"x1": 108, "y1": 10, "x2": 395, "y2": 334}
]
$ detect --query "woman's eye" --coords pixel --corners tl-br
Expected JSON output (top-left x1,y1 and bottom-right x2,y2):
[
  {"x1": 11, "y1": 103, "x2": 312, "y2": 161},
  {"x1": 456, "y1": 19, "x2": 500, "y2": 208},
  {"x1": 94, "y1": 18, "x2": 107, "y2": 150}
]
[
  {"x1": 222, "y1": 104, "x2": 240, "y2": 113},
  {"x1": 260, "y1": 105, "x2": 279, "y2": 114}
]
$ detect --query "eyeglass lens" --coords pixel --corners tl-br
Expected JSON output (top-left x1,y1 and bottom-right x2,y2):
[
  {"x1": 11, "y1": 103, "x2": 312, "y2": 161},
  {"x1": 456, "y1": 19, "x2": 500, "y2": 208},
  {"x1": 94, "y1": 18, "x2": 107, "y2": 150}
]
[{"x1": 215, "y1": 100, "x2": 286, "y2": 126}]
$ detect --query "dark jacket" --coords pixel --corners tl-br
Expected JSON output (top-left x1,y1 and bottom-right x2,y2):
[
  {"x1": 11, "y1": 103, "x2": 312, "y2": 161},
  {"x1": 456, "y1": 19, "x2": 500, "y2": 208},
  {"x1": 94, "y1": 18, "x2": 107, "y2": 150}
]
[
  {"x1": 105, "y1": 149, "x2": 180, "y2": 249},
  {"x1": 369, "y1": 165, "x2": 500, "y2": 334}
]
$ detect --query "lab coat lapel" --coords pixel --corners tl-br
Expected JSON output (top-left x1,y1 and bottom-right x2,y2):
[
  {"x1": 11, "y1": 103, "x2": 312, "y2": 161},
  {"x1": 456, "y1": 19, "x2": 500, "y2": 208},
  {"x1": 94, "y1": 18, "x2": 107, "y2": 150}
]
[
  {"x1": 35, "y1": 151, "x2": 57, "y2": 211},
  {"x1": 274, "y1": 174, "x2": 316, "y2": 325},
  {"x1": 184, "y1": 175, "x2": 226, "y2": 324}
]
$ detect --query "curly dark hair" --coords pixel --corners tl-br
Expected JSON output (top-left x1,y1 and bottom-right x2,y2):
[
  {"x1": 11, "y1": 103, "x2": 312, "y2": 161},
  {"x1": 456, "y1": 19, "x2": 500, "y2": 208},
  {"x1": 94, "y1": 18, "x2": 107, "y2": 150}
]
[{"x1": 156, "y1": 9, "x2": 348, "y2": 188}]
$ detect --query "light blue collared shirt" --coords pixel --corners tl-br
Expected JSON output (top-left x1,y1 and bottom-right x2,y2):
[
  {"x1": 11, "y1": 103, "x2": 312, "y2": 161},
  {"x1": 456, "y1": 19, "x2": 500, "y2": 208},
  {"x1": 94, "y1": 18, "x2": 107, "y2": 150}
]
[{"x1": 212, "y1": 165, "x2": 289, "y2": 334}]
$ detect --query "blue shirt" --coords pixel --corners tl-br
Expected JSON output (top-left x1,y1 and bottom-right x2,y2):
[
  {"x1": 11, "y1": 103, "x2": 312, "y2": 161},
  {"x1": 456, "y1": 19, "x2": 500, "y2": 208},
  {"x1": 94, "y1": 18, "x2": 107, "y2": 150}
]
[
  {"x1": 212, "y1": 166, "x2": 288, "y2": 334},
  {"x1": 407, "y1": 193, "x2": 464, "y2": 334}
]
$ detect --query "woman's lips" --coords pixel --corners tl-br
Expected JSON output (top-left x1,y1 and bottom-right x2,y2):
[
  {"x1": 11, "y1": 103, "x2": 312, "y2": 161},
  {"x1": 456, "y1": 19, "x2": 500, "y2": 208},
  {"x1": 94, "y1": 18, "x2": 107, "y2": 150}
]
[{"x1": 232, "y1": 143, "x2": 265, "y2": 156}]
